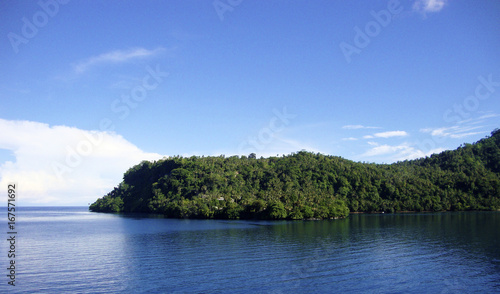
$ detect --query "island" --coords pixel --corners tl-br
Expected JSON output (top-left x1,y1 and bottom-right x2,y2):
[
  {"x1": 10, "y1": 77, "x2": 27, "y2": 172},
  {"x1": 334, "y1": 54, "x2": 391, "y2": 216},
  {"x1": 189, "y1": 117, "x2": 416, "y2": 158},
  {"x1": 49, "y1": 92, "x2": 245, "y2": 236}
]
[{"x1": 89, "y1": 129, "x2": 500, "y2": 219}]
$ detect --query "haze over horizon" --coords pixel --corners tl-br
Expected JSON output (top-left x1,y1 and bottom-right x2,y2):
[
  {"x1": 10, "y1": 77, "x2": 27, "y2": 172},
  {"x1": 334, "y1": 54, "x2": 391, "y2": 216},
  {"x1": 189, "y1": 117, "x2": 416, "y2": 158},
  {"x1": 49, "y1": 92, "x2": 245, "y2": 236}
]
[{"x1": 1, "y1": 0, "x2": 499, "y2": 206}]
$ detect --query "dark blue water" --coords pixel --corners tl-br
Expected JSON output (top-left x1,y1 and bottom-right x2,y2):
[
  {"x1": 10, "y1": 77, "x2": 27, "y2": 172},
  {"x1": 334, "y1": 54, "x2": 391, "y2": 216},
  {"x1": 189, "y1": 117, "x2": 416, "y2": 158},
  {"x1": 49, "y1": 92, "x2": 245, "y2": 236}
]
[{"x1": 1, "y1": 207, "x2": 499, "y2": 293}]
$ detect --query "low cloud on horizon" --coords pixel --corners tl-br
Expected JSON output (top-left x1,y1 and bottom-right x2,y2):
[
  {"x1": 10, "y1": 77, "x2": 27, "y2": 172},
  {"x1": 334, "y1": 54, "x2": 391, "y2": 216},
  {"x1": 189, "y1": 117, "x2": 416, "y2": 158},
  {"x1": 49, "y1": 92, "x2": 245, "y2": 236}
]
[{"x1": 0, "y1": 119, "x2": 164, "y2": 206}]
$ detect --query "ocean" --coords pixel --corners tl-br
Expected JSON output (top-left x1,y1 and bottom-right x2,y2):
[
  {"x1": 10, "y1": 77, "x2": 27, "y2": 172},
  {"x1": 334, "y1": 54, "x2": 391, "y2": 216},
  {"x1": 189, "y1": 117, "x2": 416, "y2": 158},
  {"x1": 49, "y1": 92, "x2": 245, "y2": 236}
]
[{"x1": 2, "y1": 207, "x2": 499, "y2": 293}]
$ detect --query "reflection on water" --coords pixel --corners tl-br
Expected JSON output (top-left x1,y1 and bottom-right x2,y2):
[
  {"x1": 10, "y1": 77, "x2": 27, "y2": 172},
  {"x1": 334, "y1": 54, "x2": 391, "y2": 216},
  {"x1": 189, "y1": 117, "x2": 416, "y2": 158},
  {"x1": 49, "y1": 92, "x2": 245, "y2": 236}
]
[{"x1": 8, "y1": 207, "x2": 500, "y2": 293}]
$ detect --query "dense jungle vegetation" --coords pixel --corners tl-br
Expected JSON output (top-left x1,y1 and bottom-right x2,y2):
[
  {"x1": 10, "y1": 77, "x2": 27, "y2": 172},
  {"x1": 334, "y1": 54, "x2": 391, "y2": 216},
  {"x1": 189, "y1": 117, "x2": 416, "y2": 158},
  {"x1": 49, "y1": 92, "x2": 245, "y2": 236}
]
[{"x1": 89, "y1": 129, "x2": 500, "y2": 219}]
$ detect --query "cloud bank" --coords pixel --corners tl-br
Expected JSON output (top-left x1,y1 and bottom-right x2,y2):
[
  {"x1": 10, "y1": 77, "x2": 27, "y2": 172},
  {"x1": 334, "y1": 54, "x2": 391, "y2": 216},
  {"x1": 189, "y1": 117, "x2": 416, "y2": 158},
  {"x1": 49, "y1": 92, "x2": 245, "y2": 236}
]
[{"x1": 0, "y1": 119, "x2": 163, "y2": 206}]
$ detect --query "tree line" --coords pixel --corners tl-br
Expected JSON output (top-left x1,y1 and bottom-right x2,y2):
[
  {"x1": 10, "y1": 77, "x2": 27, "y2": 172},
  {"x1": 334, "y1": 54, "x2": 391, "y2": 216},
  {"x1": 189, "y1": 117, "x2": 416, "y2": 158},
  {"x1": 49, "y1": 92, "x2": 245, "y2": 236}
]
[{"x1": 89, "y1": 129, "x2": 500, "y2": 219}]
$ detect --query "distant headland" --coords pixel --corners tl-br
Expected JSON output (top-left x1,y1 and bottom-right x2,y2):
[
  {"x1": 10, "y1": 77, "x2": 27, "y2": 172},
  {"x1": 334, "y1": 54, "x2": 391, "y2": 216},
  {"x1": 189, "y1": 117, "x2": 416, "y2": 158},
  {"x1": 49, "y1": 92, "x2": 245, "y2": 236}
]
[{"x1": 90, "y1": 129, "x2": 500, "y2": 219}]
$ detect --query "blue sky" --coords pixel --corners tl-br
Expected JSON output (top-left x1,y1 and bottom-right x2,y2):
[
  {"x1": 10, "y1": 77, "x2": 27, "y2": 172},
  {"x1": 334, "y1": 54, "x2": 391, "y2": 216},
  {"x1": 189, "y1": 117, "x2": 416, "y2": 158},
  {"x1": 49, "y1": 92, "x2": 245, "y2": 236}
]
[{"x1": 1, "y1": 0, "x2": 499, "y2": 205}]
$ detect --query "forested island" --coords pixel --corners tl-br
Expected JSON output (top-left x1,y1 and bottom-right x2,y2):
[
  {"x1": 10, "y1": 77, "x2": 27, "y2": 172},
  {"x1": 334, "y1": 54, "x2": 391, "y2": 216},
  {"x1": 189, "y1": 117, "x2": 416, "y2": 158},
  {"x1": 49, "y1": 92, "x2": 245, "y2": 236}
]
[{"x1": 90, "y1": 129, "x2": 500, "y2": 219}]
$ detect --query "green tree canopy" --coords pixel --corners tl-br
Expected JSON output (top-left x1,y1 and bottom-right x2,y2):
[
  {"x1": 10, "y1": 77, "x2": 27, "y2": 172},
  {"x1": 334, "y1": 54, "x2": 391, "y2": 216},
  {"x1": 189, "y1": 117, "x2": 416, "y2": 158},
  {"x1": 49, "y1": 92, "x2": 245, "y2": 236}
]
[{"x1": 90, "y1": 129, "x2": 500, "y2": 219}]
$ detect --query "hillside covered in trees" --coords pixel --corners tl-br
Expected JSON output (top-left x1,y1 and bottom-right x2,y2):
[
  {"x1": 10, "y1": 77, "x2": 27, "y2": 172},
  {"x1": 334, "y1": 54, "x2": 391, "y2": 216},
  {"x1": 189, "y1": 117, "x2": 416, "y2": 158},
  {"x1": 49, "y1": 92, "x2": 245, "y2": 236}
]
[{"x1": 89, "y1": 129, "x2": 500, "y2": 219}]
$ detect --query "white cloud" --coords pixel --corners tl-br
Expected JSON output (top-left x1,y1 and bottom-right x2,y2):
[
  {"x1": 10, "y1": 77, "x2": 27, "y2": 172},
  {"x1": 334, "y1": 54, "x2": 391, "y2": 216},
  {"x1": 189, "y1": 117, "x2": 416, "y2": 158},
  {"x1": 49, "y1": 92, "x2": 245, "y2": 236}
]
[
  {"x1": 360, "y1": 131, "x2": 409, "y2": 140},
  {"x1": 420, "y1": 125, "x2": 484, "y2": 138},
  {"x1": 342, "y1": 125, "x2": 379, "y2": 130},
  {"x1": 399, "y1": 147, "x2": 446, "y2": 161},
  {"x1": 360, "y1": 141, "x2": 445, "y2": 162},
  {"x1": 413, "y1": 0, "x2": 449, "y2": 13},
  {"x1": 449, "y1": 132, "x2": 483, "y2": 139},
  {"x1": 73, "y1": 47, "x2": 165, "y2": 73},
  {"x1": 477, "y1": 113, "x2": 500, "y2": 120},
  {"x1": 362, "y1": 144, "x2": 408, "y2": 157},
  {"x1": 0, "y1": 119, "x2": 164, "y2": 206},
  {"x1": 342, "y1": 137, "x2": 358, "y2": 141},
  {"x1": 342, "y1": 125, "x2": 365, "y2": 130},
  {"x1": 373, "y1": 131, "x2": 409, "y2": 138}
]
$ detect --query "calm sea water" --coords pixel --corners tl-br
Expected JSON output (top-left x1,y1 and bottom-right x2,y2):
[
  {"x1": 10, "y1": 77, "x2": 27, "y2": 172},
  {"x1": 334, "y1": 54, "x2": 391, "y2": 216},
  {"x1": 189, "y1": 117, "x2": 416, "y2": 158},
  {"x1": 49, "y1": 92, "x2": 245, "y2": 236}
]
[{"x1": 1, "y1": 207, "x2": 499, "y2": 293}]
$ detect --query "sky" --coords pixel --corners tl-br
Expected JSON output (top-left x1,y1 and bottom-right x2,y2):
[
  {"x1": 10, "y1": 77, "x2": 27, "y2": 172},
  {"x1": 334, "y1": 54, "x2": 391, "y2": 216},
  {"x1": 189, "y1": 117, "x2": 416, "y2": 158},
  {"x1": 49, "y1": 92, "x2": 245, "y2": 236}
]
[{"x1": 0, "y1": 0, "x2": 499, "y2": 206}]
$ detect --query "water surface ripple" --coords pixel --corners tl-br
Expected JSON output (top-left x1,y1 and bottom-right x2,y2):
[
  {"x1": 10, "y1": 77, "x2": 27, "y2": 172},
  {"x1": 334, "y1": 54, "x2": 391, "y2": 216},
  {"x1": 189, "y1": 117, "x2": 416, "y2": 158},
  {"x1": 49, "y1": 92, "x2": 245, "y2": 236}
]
[{"x1": 3, "y1": 207, "x2": 499, "y2": 293}]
